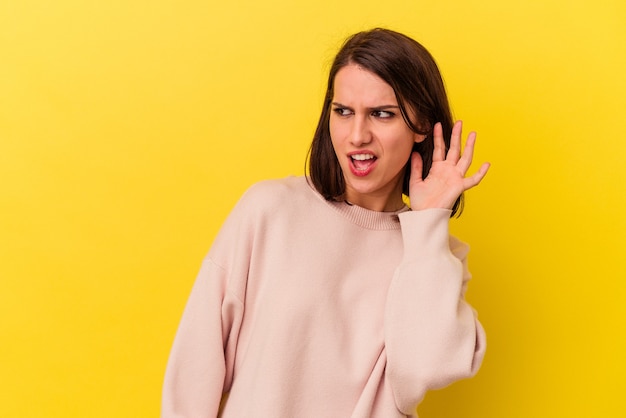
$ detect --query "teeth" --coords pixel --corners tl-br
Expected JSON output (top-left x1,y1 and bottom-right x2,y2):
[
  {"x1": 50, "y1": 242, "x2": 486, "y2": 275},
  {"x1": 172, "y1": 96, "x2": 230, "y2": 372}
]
[{"x1": 351, "y1": 154, "x2": 375, "y2": 161}]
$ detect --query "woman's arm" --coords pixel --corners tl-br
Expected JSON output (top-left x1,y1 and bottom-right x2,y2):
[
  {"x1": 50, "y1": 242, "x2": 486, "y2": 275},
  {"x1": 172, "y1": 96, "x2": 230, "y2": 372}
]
[
  {"x1": 161, "y1": 258, "x2": 244, "y2": 418},
  {"x1": 385, "y1": 121, "x2": 488, "y2": 413},
  {"x1": 384, "y1": 209, "x2": 485, "y2": 414},
  {"x1": 161, "y1": 186, "x2": 261, "y2": 418}
]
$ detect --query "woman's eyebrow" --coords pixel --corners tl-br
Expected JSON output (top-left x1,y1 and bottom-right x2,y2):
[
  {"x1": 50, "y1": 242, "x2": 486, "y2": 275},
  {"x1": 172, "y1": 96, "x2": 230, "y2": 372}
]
[
  {"x1": 331, "y1": 102, "x2": 400, "y2": 110},
  {"x1": 370, "y1": 105, "x2": 400, "y2": 110}
]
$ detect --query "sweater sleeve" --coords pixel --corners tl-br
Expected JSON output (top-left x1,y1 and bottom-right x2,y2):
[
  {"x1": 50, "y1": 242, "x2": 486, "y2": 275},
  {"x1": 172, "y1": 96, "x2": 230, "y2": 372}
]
[
  {"x1": 161, "y1": 258, "x2": 244, "y2": 418},
  {"x1": 384, "y1": 209, "x2": 486, "y2": 414},
  {"x1": 161, "y1": 187, "x2": 257, "y2": 417}
]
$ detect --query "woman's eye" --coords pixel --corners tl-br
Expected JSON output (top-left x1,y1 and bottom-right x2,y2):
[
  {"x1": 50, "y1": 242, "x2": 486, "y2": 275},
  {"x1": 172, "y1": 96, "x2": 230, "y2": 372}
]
[
  {"x1": 333, "y1": 107, "x2": 352, "y2": 116},
  {"x1": 372, "y1": 110, "x2": 394, "y2": 119}
]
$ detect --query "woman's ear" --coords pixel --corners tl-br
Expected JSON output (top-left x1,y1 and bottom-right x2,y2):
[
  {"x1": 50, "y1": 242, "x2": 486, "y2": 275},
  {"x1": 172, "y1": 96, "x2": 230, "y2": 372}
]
[{"x1": 414, "y1": 133, "x2": 428, "y2": 144}]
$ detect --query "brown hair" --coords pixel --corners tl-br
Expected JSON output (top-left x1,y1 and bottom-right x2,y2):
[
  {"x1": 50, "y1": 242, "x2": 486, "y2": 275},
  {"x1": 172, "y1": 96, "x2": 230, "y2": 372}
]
[{"x1": 307, "y1": 28, "x2": 463, "y2": 216}]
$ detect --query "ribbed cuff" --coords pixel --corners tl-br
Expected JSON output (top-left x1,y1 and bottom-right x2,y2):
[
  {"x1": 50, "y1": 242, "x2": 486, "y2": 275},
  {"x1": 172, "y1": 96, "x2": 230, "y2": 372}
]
[{"x1": 398, "y1": 209, "x2": 452, "y2": 260}]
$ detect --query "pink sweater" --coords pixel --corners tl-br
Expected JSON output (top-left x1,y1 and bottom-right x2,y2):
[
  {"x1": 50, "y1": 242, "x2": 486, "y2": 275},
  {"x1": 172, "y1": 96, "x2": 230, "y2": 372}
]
[{"x1": 162, "y1": 176, "x2": 485, "y2": 417}]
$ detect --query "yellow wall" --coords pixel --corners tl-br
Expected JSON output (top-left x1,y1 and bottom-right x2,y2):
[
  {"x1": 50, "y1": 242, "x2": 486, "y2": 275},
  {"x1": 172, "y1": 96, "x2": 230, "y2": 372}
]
[{"x1": 1, "y1": 0, "x2": 624, "y2": 416}]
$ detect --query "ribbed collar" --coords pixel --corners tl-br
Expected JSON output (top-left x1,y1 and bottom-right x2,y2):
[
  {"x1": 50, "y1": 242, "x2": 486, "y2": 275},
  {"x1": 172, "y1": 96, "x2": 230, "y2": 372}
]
[
  {"x1": 301, "y1": 176, "x2": 409, "y2": 230},
  {"x1": 328, "y1": 200, "x2": 409, "y2": 230}
]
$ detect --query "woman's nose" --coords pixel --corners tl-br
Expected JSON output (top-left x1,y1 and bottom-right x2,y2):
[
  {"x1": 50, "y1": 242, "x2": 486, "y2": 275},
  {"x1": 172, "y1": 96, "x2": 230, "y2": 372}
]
[{"x1": 349, "y1": 117, "x2": 372, "y2": 146}]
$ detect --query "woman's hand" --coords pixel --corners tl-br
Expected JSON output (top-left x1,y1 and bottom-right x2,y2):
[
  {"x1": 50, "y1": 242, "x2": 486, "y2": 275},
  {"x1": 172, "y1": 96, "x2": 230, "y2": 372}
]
[{"x1": 409, "y1": 120, "x2": 490, "y2": 211}]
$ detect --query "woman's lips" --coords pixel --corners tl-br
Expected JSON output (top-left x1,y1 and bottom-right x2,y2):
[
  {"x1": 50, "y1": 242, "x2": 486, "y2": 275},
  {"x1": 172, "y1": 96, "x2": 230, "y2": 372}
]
[{"x1": 348, "y1": 152, "x2": 377, "y2": 177}]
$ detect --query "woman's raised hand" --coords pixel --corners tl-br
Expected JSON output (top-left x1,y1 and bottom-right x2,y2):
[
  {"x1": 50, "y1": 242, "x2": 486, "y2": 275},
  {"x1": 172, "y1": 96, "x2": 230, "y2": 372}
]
[{"x1": 409, "y1": 121, "x2": 490, "y2": 211}]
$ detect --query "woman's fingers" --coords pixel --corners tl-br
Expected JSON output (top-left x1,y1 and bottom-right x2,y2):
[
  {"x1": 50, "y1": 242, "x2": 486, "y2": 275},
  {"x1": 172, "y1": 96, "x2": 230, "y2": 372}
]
[
  {"x1": 437, "y1": 120, "x2": 481, "y2": 178},
  {"x1": 447, "y1": 120, "x2": 463, "y2": 163},
  {"x1": 456, "y1": 130, "x2": 477, "y2": 174},
  {"x1": 412, "y1": 120, "x2": 489, "y2": 209},
  {"x1": 410, "y1": 150, "x2": 424, "y2": 183},
  {"x1": 432, "y1": 122, "x2": 446, "y2": 162},
  {"x1": 456, "y1": 127, "x2": 489, "y2": 190},
  {"x1": 463, "y1": 162, "x2": 491, "y2": 190}
]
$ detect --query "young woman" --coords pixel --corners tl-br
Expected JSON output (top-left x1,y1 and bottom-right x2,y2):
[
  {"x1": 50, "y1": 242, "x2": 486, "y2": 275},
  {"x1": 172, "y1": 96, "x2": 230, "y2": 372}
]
[{"x1": 162, "y1": 28, "x2": 490, "y2": 418}]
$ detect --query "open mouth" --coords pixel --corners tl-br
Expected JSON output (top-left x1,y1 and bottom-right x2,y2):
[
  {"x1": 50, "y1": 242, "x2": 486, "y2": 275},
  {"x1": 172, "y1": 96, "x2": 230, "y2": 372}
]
[{"x1": 350, "y1": 153, "x2": 377, "y2": 173}]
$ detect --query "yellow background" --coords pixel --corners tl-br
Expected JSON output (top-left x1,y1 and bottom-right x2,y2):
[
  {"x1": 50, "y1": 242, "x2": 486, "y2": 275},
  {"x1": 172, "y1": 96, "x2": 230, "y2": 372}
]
[{"x1": 1, "y1": 0, "x2": 625, "y2": 416}]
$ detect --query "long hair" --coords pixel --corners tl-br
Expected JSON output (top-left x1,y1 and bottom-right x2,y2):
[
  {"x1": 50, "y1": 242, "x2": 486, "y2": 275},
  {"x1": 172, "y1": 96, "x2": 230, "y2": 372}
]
[{"x1": 307, "y1": 28, "x2": 463, "y2": 216}]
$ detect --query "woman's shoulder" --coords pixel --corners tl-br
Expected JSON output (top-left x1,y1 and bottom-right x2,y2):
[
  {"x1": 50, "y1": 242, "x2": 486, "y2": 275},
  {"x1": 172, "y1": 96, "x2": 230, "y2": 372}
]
[
  {"x1": 245, "y1": 175, "x2": 309, "y2": 195},
  {"x1": 235, "y1": 176, "x2": 318, "y2": 214}
]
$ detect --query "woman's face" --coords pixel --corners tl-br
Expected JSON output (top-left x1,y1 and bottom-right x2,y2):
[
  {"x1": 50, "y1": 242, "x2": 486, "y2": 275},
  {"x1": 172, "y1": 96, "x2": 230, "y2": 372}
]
[{"x1": 329, "y1": 64, "x2": 425, "y2": 212}]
